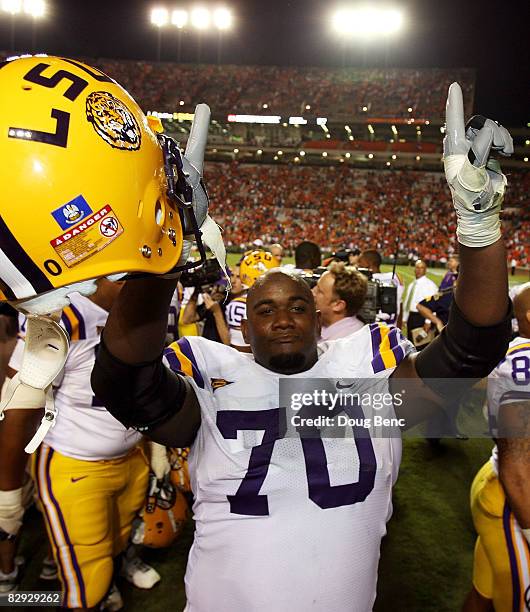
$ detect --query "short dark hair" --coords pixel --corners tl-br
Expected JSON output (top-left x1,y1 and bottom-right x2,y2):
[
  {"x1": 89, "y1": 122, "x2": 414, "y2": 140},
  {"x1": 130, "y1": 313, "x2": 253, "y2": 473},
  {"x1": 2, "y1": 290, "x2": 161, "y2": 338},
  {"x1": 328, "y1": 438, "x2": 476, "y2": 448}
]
[
  {"x1": 295, "y1": 241, "x2": 321, "y2": 270},
  {"x1": 328, "y1": 262, "x2": 368, "y2": 317},
  {"x1": 359, "y1": 249, "x2": 382, "y2": 269}
]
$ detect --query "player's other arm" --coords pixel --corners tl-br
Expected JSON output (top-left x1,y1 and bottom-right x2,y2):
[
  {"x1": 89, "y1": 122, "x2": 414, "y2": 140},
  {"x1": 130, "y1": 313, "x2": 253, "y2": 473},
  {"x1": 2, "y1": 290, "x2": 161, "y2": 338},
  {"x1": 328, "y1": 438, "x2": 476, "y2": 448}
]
[
  {"x1": 91, "y1": 277, "x2": 201, "y2": 448},
  {"x1": 0, "y1": 365, "x2": 44, "y2": 573},
  {"x1": 392, "y1": 83, "x2": 513, "y2": 425},
  {"x1": 497, "y1": 400, "x2": 530, "y2": 531}
]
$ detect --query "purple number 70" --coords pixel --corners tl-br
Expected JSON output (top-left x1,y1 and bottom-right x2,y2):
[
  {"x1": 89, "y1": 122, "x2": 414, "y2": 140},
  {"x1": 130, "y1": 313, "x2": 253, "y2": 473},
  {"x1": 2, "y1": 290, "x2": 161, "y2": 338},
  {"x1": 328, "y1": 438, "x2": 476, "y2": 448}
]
[{"x1": 216, "y1": 407, "x2": 376, "y2": 516}]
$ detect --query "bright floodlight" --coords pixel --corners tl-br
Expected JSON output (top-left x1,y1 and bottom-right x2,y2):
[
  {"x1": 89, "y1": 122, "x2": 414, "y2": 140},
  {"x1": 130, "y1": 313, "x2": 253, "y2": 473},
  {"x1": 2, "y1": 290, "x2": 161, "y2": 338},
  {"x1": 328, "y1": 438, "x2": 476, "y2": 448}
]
[
  {"x1": 23, "y1": 0, "x2": 45, "y2": 17},
  {"x1": 332, "y1": 7, "x2": 404, "y2": 36},
  {"x1": 1, "y1": 0, "x2": 22, "y2": 14},
  {"x1": 213, "y1": 7, "x2": 232, "y2": 30},
  {"x1": 151, "y1": 7, "x2": 169, "y2": 27},
  {"x1": 172, "y1": 9, "x2": 188, "y2": 28},
  {"x1": 191, "y1": 6, "x2": 210, "y2": 29}
]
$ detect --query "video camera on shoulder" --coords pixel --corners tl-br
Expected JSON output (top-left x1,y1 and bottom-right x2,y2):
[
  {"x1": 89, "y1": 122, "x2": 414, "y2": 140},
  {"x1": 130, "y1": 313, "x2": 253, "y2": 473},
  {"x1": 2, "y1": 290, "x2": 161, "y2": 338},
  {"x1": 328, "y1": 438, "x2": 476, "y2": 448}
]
[
  {"x1": 180, "y1": 258, "x2": 224, "y2": 291},
  {"x1": 356, "y1": 268, "x2": 397, "y2": 324},
  {"x1": 299, "y1": 266, "x2": 328, "y2": 289}
]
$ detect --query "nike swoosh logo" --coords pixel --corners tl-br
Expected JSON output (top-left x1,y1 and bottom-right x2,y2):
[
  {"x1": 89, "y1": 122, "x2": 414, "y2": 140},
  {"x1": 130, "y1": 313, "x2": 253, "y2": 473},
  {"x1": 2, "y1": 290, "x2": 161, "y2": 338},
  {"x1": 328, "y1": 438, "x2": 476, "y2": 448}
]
[
  {"x1": 71, "y1": 476, "x2": 88, "y2": 483},
  {"x1": 336, "y1": 382, "x2": 355, "y2": 389}
]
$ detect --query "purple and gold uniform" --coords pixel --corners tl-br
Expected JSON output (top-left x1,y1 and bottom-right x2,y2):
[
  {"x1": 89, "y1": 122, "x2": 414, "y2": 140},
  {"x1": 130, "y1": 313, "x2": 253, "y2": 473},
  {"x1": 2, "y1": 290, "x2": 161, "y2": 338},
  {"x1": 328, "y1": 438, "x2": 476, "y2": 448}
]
[
  {"x1": 471, "y1": 337, "x2": 530, "y2": 611},
  {"x1": 11, "y1": 294, "x2": 148, "y2": 609}
]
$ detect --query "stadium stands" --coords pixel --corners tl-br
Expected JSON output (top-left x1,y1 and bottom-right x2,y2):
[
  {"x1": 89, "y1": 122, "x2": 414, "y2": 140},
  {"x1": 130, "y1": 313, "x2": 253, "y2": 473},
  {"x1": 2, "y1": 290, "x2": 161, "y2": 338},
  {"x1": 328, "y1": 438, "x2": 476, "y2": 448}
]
[
  {"x1": 88, "y1": 61, "x2": 476, "y2": 121},
  {"x1": 207, "y1": 162, "x2": 530, "y2": 266},
  {"x1": 0, "y1": 52, "x2": 474, "y2": 120}
]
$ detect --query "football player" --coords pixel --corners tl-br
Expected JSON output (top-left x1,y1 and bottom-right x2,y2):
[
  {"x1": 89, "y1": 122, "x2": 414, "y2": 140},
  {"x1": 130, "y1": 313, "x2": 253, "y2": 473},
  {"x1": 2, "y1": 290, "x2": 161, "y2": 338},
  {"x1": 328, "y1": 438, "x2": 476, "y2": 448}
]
[
  {"x1": 92, "y1": 85, "x2": 514, "y2": 610},
  {"x1": 8, "y1": 280, "x2": 157, "y2": 609},
  {"x1": 463, "y1": 286, "x2": 530, "y2": 612},
  {"x1": 0, "y1": 55, "x2": 221, "y2": 601},
  {"x1": 224, "y1": 264, "x2": 251, "y2": 353},
  {"x1": 224, "y1": 251, "x2": 276, "y2": 353}
]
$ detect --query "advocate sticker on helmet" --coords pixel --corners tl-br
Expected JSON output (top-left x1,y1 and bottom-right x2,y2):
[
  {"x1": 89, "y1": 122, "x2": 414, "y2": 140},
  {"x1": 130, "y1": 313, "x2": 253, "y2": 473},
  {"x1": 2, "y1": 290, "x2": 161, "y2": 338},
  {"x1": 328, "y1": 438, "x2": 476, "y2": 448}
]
[
  {"x1": 49, "y1": 205, "x2": 124, "y2": 268},
  {"x1": 85, "y1": 91, "x2": 141, "y2": 151},
  {"x1": 51, "y1": 195, "x2": 94, "y2": 231}
]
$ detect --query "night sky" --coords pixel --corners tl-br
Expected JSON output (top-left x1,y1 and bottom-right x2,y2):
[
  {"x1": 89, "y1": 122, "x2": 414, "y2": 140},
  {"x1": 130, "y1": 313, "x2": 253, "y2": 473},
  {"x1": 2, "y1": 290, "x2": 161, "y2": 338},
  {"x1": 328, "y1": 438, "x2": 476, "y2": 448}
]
[{"x1": 0, "y1": 0, "x2": 528, "y2": 125}]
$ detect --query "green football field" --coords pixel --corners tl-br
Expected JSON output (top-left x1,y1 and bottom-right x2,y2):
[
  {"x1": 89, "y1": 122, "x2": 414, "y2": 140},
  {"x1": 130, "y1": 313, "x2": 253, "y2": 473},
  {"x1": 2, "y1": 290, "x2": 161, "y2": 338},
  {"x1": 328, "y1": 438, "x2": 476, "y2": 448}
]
[{"x1": 16, "y1": 260, "x2": 529, "y2": 610}]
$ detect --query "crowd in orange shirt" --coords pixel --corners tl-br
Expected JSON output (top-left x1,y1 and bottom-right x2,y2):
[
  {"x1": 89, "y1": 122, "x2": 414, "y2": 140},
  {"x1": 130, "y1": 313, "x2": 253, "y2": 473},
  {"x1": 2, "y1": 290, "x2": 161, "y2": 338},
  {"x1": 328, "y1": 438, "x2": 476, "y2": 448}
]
[{"x1": 206, "y1": 162, "x2": 529, "y2": 265}]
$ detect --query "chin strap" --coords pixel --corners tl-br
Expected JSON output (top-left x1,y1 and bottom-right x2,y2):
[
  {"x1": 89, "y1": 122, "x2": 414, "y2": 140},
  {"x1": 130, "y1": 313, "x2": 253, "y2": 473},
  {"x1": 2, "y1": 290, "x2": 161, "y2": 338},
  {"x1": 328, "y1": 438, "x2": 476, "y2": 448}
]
[{"x1": 0, "y1": 311, "x2": 69, "y2": 454}]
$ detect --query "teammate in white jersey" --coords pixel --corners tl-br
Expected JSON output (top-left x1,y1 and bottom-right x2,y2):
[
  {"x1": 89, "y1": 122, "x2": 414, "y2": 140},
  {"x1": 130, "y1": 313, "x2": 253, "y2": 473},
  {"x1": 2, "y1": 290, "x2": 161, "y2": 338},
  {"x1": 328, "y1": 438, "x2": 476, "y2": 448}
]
[
  {"x1": 464, "y1": 286, "x2": 530, "y2": 612},
  {"x1": 7, "y1": 282, "x2": 154, "y2": 609}
]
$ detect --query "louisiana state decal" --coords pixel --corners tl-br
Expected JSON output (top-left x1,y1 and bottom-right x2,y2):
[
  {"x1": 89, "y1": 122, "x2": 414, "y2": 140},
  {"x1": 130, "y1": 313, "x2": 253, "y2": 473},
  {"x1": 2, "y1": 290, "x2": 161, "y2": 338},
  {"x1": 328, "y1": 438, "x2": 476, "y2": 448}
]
[
  {"x1": 50, "y1": 205, "x2": 123, "y2": 268},
  {"x1": 85, "y1": 91, "x2": 141, "y2": 150}
]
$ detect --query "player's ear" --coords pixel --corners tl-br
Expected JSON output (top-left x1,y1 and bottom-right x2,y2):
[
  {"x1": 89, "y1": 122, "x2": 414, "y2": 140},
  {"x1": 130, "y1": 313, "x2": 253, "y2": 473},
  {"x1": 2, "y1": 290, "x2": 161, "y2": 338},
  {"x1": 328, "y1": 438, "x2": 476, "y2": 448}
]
[
  {"x1": 241, "y1": 318, "x2": 249, "y2": 344},
  {"x1": 526, "y1": 308, "x2": 530, "y2": 326}
]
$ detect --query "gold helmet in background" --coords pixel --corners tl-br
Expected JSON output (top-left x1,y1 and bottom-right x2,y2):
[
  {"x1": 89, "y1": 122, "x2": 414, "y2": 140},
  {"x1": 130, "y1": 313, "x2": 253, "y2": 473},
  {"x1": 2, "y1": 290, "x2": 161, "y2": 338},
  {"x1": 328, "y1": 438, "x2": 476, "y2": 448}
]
[{"x1": 239, "y1": 250, "x2": 276, "y2": 287}]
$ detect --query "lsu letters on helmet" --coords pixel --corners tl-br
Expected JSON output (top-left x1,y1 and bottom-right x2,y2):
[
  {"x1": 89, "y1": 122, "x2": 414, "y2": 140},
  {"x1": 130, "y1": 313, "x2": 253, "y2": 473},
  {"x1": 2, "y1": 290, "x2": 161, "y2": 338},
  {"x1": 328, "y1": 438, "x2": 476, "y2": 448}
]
[
  {"x1": 239, "y1": 250, "x2": 276, "y2": 287},
  {"x1": 0, "y1": 55, "x2": 205, "y2": 306},
  {"x1": 134, "y1": 473, "x2": 189, "y2": 549}
]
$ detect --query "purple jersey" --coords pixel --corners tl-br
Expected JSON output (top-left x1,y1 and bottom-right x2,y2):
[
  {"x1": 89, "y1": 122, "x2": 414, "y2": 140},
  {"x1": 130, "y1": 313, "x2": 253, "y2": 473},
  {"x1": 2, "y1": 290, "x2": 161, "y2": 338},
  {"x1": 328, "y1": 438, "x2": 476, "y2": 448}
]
[{"x1": 439, "y1": 271, "x2": 457, "y2": 291}]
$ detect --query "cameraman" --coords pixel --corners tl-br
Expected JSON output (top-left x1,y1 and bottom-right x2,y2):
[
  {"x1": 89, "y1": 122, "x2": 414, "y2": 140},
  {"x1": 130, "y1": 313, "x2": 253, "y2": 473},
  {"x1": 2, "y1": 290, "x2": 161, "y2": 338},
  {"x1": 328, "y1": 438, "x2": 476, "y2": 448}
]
[
  {"x1": 358, "y1": 249, "x2": 404, "y2": 327},
  {"x1": 313, "y1": 261, "x2": 368, "y2": 341},
  {"x1": 181, "y1": 282, "x2": 230, "y2": 345}
]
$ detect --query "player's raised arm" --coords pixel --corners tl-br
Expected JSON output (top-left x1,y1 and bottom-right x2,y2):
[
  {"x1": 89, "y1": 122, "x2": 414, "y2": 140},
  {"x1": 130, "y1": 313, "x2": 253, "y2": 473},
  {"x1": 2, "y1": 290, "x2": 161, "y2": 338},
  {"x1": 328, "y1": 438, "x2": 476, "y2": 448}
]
[
  {"x1": 91, "y1": 275, "x2": 202, "y2": 448},
  {"x1": 393, "y1": 83, "x2": 513, "y2": 423},
  {"x1": 91, "y1": 104, "x2": 225, "y2": 447}
]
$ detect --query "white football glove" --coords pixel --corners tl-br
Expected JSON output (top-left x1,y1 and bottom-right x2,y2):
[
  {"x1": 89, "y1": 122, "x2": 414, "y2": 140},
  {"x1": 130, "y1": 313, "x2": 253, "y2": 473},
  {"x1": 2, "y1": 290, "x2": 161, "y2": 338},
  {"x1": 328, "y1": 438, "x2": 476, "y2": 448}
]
[{"x1": 443, "y1": 82, "x2": 513, "y2": 247}]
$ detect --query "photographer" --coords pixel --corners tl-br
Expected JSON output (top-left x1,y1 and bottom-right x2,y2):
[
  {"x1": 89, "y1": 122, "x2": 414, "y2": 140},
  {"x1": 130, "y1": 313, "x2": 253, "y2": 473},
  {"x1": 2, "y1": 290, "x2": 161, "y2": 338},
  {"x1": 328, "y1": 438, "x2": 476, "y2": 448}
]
[
  {"x1": 313, "y1": 261, "x2": 368, "y2": 341},
  {"x1": 181, "y1": 283, "x2": 230, "y2": 345}
]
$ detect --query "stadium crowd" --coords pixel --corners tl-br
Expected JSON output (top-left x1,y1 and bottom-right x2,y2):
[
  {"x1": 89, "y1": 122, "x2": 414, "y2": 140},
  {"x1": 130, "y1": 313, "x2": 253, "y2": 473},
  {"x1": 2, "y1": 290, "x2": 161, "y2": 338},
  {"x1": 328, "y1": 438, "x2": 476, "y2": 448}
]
[
  {"x1": 207, "y1": 162, "x2": 530, "y2": 267},
  {"x1": 0, "y1": 52, "x2": 474, "y2": 120},
  {"x1": 88, "y1": 61, "x2": 476, "y2": 120}
]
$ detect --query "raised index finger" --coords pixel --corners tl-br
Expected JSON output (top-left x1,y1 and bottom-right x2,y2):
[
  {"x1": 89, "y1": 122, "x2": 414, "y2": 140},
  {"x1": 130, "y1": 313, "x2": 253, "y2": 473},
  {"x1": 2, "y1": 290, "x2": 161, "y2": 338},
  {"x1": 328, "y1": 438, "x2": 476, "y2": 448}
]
[{"x1": 445, "y1": 82, "x2": 466, "y2": 154}]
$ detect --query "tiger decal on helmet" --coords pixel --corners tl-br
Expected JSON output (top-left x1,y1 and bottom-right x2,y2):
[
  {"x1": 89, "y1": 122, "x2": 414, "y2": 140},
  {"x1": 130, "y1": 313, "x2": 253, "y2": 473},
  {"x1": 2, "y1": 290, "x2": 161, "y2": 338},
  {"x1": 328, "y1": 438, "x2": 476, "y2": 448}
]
[{"x1": 85, "y1": 91, "x2": 141, "y2": 151}]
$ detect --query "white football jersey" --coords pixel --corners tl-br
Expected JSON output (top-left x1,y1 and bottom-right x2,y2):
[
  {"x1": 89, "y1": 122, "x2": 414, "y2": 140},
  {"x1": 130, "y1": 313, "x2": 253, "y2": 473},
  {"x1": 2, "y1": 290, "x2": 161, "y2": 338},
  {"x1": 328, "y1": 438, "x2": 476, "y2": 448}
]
[
  {"x1": 487, "y1": 336, "x2": 530, "y2": 474},
  {"x1": 372, "y1": 271, "x2": 404, "y2": 325},
  {"x1": 10, "y1": 293, "x2": 142, "y2": 460},
  {"x1": 163, "y1": 323, "x2": 414, "y2": 612}
]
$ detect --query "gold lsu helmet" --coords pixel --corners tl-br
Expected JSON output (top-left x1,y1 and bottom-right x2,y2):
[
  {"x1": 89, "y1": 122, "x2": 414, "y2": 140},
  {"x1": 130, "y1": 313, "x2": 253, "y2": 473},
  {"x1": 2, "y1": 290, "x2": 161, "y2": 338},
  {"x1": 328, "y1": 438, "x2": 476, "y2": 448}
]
[
  {"x1": 0, "y1": 55, "x2": 206, "y2": 305},
  {"x1": 141, "y1": 473, "x2": 189, "y2": 549},
  {"x1": 239, "y1": 250, "x2": 276, "y2": 287}
]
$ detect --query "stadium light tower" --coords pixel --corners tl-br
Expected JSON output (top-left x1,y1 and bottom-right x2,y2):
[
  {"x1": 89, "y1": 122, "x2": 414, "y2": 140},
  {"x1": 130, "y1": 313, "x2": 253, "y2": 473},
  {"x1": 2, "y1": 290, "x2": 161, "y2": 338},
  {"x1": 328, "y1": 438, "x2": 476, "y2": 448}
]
[
  {"x1": 23, "y1": 0, "x2": 45, "y2": 17},
  {"x1": 172, "y1": 9, "x2": 188, "y2": 62},
  {"x1": 331, "y1": 7, "x2": 404, "y2": 37},
  {"x1": 150, "y1": 7, "x2": 169, "y2": 61},
  {"x1": 1, "y1": 0, "x2": 45, "y2": 51},
  {"x1": 190, "y1": 7, "x2": 210, "y2": 63},
  {"x1": 172, "y1": 8, "x2": 188, "y2": 28},
  {"x1": 190, "y1": 6, "x2": 210, "y2": 29},
  {"x1": 213, "y1": 7, "x2": 232, "y2": 64},
  {"x1": 213, "y1": 7, "x2": 232, "y2": 30},
  {"x1": 1, "y1": 0, "x2": 21, "y2": 13}
]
